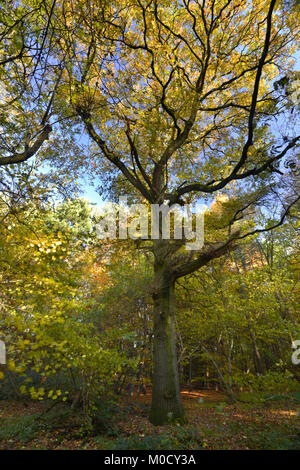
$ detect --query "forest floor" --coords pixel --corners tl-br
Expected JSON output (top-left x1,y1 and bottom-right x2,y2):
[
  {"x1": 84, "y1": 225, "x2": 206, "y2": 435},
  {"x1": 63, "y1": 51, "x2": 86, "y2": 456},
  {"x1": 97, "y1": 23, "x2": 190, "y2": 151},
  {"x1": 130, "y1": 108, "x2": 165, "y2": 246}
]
[{"x1": 0, "y1": 389, "x2": 299, "y2": 450}]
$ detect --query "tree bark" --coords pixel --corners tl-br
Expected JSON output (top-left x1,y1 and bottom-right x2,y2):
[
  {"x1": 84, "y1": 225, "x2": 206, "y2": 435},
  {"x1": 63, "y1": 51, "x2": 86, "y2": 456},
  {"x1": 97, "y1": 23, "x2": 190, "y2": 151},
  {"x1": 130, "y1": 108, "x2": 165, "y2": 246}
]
[
  {"x1": 244, "y1": 311, "x2": 265, "y2": 375},
  {"x1": 149, "y1": 254, "x2": 185, "y2": 425}
]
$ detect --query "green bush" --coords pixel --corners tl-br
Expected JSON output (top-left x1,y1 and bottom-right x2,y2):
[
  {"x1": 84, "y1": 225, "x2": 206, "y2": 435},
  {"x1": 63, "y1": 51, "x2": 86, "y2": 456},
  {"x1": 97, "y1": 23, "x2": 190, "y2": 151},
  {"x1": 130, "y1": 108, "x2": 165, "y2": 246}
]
[
  {"x1": 235, "y1": 371, "x2": 300, "y2": 395},
  {"x1": 90, "y1": 399, "x2": 122, "y2": 436},
  {"x1": 0, "y1": 407, "x2": 74, "y2": 444},
  {"x1": 94, "y1": 427, "x2": 203, "y2": 450},
  {"x1": 0, "y1": 414, "x2": 40, "y2": 443},
  {"x1": 248, "y1": 427, "x2": 300, "y2": 450},
  {"x1": 263, "y1": 392, "x2": 300, "y2": 404}
]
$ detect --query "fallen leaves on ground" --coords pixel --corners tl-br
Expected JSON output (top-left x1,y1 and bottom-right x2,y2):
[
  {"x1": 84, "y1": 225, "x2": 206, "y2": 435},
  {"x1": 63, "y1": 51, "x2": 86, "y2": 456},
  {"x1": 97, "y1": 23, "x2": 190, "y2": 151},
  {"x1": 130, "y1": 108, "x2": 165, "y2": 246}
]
[{"x1": 0, "y1": 390, "x2": 299, "y2": 450}]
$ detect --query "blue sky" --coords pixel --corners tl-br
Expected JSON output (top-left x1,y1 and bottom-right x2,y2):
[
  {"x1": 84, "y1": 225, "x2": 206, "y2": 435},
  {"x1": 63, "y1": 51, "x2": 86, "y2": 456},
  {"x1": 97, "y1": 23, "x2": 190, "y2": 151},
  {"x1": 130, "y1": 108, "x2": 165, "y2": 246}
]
[{"x1": 81, "y1": 184, "x2": 104, "y2": 206}]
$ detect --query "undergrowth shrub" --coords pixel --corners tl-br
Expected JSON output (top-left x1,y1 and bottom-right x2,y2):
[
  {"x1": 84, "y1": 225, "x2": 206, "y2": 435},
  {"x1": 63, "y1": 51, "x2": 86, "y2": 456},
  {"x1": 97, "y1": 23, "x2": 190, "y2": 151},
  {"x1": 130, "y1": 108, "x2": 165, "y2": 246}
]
[{"x1": 94, "y1": 427, "x2": 203, "y2": 450}]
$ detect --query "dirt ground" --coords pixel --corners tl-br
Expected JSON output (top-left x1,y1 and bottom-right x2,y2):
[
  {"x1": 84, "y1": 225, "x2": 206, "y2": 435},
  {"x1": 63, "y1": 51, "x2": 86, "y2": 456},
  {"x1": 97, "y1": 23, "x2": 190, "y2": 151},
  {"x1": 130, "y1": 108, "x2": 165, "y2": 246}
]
[{"x1": 0, "y1": 389, "x2": 299, "y2": 450}]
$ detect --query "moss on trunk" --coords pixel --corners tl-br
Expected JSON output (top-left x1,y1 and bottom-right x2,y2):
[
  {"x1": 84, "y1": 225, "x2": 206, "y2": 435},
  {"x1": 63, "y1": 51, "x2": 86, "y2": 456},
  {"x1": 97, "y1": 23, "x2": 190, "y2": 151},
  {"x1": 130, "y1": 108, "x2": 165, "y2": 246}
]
[{"x1": 149, "y1": 262, "x2": 185, "y2": 425}]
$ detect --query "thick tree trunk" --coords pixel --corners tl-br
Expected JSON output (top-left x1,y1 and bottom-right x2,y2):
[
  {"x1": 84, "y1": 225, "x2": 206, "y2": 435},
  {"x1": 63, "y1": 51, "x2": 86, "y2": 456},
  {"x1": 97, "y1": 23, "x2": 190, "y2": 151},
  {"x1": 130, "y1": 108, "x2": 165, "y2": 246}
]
[{"x1": 149, "y1": 259, "x2": 185, "y2": 425}]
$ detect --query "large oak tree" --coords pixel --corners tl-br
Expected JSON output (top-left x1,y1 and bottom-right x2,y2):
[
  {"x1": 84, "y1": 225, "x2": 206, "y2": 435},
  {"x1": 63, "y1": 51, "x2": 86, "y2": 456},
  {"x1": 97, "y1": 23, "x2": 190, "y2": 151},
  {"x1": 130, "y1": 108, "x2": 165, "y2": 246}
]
[{"x1": 1, "y1": 0, "x2": 299, "y2": 424}]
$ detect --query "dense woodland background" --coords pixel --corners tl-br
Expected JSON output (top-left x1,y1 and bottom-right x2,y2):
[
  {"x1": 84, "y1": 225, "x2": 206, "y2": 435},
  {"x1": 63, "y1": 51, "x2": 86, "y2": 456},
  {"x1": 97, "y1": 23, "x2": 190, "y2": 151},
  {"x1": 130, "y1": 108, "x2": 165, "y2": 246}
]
[{"x1": 0, "y1": 0, "x2": 299, "y2": 450}]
